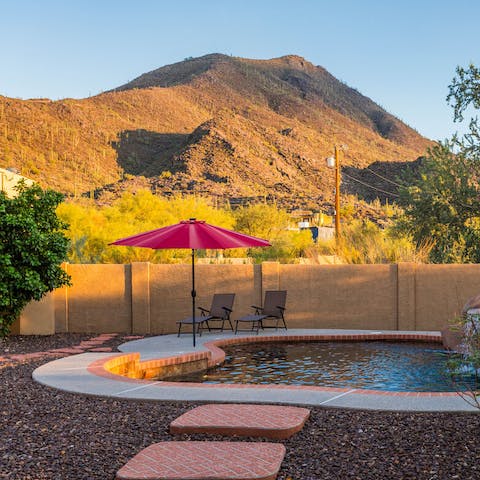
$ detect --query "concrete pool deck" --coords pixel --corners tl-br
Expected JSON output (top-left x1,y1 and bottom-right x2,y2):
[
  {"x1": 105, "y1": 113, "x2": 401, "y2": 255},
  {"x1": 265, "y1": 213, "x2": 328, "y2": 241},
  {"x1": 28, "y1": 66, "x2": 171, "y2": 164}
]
[{"x1": 32, "y1": 329, "x2": 479, "y2": 412}]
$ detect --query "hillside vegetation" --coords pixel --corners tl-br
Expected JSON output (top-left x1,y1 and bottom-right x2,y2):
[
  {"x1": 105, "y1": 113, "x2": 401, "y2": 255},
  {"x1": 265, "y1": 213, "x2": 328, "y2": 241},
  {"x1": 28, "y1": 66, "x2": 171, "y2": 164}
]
[
  {"x1": 58, "y1": 190, "x2": 425, "y2": 264},
  {"x1": 0, "y1": 54, "x2": 431, "y2": 209}
]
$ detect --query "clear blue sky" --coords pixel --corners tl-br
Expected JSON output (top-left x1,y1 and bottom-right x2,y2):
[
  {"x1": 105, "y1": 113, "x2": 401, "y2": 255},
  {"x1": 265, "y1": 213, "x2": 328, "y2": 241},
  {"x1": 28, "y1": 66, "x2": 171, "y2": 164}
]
[{"x1": 1, "y1": 0, "x2": 479, "y2": 141}]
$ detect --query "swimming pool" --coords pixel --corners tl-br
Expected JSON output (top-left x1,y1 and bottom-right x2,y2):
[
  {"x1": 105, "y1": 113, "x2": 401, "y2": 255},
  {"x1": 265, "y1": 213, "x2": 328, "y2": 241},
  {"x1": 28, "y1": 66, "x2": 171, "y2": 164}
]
[{"x1": 167, "y1": 341, "x2": 468, "y2": 392}]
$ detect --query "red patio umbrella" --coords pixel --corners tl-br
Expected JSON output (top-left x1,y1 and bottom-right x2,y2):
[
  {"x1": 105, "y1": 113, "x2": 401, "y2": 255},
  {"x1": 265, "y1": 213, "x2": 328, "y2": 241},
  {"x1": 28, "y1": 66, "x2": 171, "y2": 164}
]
[{"x1": 110, "y1": 219, "x2": 271, "y2": 346}]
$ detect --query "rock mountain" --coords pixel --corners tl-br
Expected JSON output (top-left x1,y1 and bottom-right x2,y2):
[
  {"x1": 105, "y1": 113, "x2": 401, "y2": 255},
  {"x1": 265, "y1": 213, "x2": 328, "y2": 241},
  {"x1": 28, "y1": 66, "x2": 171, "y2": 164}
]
[{"x1": 0, "y1": 53, "x2": 431, "y2": 209}]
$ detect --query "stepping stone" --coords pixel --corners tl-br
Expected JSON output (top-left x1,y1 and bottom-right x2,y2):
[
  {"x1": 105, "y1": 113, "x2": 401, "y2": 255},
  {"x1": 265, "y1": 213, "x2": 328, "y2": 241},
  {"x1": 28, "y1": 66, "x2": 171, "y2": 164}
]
[
  {"x1": 170, "y1": 404, "x2": 310, "y2": 439},
  {"x1": 116, "y1": 441, "x2": 285, "y2": 480}
]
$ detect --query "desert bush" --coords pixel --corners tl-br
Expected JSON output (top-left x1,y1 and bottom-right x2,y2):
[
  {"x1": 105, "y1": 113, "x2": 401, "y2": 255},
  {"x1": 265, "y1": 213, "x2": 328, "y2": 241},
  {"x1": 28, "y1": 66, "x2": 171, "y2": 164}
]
[
  {"x1": 57, "y1": 190, "x2": 432, "y2": 265},
  {"x1": 58, "y1": 191, "x2": 235, "y2": 263},
  {"x1": 313, "y1": 219, "x2": 431, "y2": 264},
  {"x1": 445, "y1": 314, "x2": 480, "y2": 409},
  {"x1": 233, "y1": 203, "x2": 314, "y2": 262}
]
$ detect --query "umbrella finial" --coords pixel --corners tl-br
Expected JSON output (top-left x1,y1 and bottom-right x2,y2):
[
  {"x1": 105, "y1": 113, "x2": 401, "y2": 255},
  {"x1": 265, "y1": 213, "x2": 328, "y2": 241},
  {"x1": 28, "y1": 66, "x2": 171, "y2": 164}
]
[{"x1": 189, "y1": 218, "x2": 196, "y2": 223}]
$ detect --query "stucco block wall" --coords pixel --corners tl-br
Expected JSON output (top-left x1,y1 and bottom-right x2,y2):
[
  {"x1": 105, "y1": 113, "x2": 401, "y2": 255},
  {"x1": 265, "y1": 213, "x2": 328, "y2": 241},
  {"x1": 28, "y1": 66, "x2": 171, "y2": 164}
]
[
  {"x1": 149, "y1": 264, "x2": 259, "y2": 334},
  {"x1": 16, "y1": 262, "x2": 480, "y2": 335},
  {"x1": 414, "y1": 264, "x2": 480, "y2": 330},
  {"x1": 278, "y1": 264, "x2": 398, "y2": 330},
  {"x1": 56, "y1": 263, "x2": 132, "y2": 333},
  {"x1": 16, "y1": 293, "x2": 55, "y2": 335}
]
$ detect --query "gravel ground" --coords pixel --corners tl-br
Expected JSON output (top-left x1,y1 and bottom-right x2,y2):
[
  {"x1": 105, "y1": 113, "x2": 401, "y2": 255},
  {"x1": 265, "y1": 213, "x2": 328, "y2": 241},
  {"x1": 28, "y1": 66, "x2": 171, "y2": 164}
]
[{"x1": 1, "y1": 334, "x2": 480, "y2": 480}]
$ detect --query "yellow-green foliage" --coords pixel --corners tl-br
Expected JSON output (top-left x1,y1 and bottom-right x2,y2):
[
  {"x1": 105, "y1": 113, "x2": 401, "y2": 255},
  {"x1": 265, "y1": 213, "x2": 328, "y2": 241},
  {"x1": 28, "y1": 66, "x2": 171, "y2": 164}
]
[
  {"x1": 58, "y1": 193, "x2": 314, "y2": 263},
  {"x1": 234, "y1": 203, "x2": 290, "y2": 239},
  {"x1": 336, "y1": 219, "x2": 429, "y2": 264},
  {"x1": 233, "y1": 204, "x2": 314, "y2": 262},
  {"x1": 58, "y1": 191, "x2": 424, "y2": 265},
  {"x1": 250, "y1": 229, "x2": 313, "y2": 263},
  {"x1": 58, "y1": 191, "x2": 234, "y2": 263}
]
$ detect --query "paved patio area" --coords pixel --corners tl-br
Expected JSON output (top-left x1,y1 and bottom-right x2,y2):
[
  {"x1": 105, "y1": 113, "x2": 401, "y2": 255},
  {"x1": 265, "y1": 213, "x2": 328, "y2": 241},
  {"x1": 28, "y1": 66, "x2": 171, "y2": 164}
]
[{"x1": 32, "y1": 329, "x2": 478, "y2": 412}]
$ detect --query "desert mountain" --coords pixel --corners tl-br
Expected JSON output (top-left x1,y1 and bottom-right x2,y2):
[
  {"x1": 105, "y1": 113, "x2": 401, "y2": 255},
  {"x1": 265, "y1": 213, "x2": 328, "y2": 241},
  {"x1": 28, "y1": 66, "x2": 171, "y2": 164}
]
[{"x1": 0, "y1": 54, "x2": 431, "y2": 209}]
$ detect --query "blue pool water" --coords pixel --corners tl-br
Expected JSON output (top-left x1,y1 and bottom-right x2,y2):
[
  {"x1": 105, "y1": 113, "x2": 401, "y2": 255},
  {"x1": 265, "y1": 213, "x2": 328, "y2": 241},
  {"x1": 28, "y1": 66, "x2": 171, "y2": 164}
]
[{"x1": 169, "y1": 341, "x2": 472, "y2": 392}]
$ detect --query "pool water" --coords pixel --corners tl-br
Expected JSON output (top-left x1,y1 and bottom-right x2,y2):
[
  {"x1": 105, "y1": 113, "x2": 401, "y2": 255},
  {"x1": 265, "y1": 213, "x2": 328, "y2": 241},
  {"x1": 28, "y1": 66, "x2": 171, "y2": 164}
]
[{"x1": 168, "y1": 341, "x2": 473, "y2": 392}]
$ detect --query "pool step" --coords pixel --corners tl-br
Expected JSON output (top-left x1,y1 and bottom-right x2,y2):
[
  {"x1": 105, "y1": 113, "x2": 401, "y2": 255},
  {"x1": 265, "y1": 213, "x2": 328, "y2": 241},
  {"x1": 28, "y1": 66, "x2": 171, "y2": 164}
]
[
  {"x1": 116, "y1": 441, "x2": 286, "y2": 480},
  {"x1": 170, "y1": 404, "x2": 311, "y2": 439}
]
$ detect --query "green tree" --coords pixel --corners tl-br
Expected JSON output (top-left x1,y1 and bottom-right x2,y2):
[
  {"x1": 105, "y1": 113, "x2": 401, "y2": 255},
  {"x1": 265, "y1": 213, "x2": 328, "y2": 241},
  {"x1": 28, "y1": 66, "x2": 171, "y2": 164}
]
[
  {"x1": 447, "y1": 63, "x2": 480, "y2": 159},
  {"x1": 396, "y1": 63, "x2": 480, "y2": 263},
  {"x1": 234, "y1": 204, "x2": 313, "y2": 262},
  {"x1": 233, "y1": 203, "x2": 290, "y2": 240},
  {"x1": 0, "y1": 183, "x2": 71, "y2": 336},
  {"x1": 397, "y1": 143, "x2": 480, "y2": 262}
]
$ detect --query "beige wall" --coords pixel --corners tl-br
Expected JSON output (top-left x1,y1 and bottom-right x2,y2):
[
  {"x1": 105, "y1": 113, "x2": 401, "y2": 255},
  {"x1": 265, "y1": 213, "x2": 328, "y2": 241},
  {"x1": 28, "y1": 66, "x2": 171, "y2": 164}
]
[
  {"x1": 0, "y1": 168, "x2": 34, "y2": 198},
  {"x1": 277, "y1": 264, "x2": 398, "y2": 330},
  {"x1": 14, "y1": 293, "x2": 55, "y2": 335},
  {"x1": 54, "y1": 263, "x2": 132, "y2": 333},
  {"x1": 414, "y1": 264, "x2": 480, "y2": 330},
  {"x1": 16, "y1": 262, "x2": 480, "y2": 335},
  {"x1": 149, "y1": 263, "x2": 261, "y2": 334}
]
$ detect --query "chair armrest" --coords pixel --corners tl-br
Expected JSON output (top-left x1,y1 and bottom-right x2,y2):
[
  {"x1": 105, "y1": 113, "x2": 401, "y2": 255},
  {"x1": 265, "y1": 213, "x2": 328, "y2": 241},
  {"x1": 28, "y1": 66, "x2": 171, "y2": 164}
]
[
  {"x1": 251, "y1": 304, "x2": 263, "y2": 314},
  {"x1": 198, "y1": 307, "x2": 210, "y2": 316},
  {"x1": 276, "y1": 306, "x2": 286, "y2": 311},
  {"x1": 222, "y1": 307, "x2": 233, "y2": 313}
]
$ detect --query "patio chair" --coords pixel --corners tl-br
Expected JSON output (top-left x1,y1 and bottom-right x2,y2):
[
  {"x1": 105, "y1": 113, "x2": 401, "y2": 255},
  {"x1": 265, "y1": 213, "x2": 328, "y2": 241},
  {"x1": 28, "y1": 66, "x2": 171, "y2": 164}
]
[
  {"x1": 234, "y1": 290, "x2": 287, "y2": 334},
  {"x1": 177, "y1": 293, "x2": 235, "y2": 337}
]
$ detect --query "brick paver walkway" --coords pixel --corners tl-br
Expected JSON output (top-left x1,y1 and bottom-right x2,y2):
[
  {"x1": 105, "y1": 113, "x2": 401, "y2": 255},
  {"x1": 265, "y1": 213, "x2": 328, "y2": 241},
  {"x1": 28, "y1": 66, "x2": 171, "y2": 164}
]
[
  {"x1": 170, "y1": 404, "x2": 310, "y2": 439},
  {"x1": 116, "y1": 441, "x2": 286, "y2": 480},
  {"x1": 0, "y1": 333, "x2": 124, "y2": 366}
]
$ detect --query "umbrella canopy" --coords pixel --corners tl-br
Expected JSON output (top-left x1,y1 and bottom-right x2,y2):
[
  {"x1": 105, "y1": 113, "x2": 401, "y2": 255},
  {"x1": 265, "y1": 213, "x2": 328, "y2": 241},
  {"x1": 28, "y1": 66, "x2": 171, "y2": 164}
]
[
  {"x1": 111, "y1": 219, "x2": 271, "y2": 250},
  {"x1": 110, "y1": 219, "x2": 271, "y2": 346}
]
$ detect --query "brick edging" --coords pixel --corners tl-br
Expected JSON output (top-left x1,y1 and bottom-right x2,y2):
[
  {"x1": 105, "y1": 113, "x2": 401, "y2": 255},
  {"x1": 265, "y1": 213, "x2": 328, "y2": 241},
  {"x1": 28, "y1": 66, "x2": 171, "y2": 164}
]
[{"x1": 88, "y1": 332, "x2": 458, "y2": 396}]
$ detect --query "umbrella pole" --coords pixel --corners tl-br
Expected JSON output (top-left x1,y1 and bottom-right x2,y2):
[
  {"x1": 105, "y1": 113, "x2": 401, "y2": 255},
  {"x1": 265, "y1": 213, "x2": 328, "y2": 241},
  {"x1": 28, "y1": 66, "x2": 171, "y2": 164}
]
[{"x1": 191, "y1": 248, "x2": 196, "y2": 347}]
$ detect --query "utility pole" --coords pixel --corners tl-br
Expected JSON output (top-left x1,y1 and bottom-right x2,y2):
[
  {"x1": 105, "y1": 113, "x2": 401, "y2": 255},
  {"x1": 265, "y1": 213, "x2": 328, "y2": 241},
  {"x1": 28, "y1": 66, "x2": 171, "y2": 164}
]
[
  {"x1": 326, "y1": 145, "x2": 345, "y2": 242},
  {"x1": 334, "y1": 145, "x2": 341, "y2": 240}
]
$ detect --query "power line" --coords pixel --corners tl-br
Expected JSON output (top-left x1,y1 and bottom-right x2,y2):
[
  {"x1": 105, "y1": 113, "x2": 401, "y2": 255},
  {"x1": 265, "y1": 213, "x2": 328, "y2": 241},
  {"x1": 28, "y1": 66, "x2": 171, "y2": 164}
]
[
  {"x1": 364, "y1": 167, "x2": 403, "y2": 187},
  {"x1": 342, "y1": 171, "x2": 400, "y2": 197}
]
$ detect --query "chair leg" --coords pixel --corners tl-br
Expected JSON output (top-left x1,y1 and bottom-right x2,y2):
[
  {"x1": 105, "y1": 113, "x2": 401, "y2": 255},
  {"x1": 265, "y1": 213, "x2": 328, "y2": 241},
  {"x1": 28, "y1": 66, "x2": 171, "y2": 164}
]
[
  {"x1": 177, "y1": 323, "x2": 182, "y2": 337},
  {"x1": 234, "y1": 320, "x2": 239, "y2": 334}
]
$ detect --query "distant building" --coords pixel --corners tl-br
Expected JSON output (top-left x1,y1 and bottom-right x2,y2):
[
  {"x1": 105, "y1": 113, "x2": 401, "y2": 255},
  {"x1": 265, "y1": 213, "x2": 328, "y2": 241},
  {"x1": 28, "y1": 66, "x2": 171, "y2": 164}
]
[
  {"x1": 0, "y1": 167, "x2": 35, "y2": 198},
  {"x1": 289, "y1": 209, "x2": 334, "y2": 241}
]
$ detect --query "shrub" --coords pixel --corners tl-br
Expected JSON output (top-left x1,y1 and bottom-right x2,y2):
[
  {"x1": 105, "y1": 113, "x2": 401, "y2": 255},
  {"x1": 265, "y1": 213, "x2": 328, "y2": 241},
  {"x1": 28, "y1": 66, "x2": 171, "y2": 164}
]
[
  {"x1": 445, "y1": 314, "x2": 480, "y2": 409},
  {"x1": 0, "y1": 183, "x2": 71, "y2": 337}
]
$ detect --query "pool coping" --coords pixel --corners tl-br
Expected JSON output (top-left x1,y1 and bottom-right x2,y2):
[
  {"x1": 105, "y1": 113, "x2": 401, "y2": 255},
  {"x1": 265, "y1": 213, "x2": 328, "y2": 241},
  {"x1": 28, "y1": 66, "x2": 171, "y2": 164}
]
[{"x1": 32, "y1": 329, "x2": 480, "y2": 412}]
